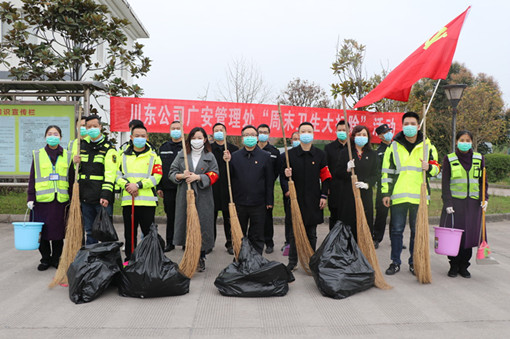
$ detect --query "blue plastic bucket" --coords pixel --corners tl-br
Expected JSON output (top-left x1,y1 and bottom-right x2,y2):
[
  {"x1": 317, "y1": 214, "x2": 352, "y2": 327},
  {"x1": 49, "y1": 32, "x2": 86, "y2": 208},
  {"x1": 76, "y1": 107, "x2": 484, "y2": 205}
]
[{"x1": 12, "y1": 222, "x2": 44, "y2": 250}]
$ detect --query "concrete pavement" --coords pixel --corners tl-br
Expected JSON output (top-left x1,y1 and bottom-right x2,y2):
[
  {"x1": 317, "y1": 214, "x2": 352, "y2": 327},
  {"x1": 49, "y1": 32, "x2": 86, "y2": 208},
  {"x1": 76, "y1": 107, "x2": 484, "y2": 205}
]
[{"x1": 1, "y1": 220, "x2": 510, "y2": 338}]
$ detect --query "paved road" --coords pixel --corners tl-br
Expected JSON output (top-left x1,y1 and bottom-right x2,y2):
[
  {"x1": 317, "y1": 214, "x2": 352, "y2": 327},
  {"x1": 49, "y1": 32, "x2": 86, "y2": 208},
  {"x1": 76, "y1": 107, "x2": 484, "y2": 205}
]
[{"x1": 1, "y1": 221, "x2": 509, "y2": 338}]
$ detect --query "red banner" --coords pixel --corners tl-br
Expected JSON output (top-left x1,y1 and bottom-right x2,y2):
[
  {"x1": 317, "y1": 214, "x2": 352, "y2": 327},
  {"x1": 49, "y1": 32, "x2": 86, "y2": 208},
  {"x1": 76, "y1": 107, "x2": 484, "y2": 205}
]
[{"x1": 110, "y1": 97, "x2": 403, "y2": 142}]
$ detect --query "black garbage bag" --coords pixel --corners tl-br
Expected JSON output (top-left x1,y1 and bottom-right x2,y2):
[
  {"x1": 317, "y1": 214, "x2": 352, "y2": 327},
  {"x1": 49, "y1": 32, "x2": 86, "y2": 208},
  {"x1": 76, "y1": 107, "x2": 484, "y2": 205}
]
[
  {"x1": 214, "y1": 238, "x2": 295, "y2": 297},
  {"x1": 67, "y1": 241, "x2": 123, "y2": 304},
  {"x1": 119, "y1": 223, "x2": 190, "y2": 298},
  {"x1": 309, "y1": 221, "x2": 374, "y2": 299},
  {"x1": 91, "y1": 206, "x2": 118, "y2": 242}
]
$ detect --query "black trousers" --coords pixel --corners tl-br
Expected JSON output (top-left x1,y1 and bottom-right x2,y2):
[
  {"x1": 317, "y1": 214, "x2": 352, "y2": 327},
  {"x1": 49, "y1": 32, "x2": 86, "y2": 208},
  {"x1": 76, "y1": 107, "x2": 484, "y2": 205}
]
[
  {"x1": 162, "y1": 189, "x2": 177, "y2": 246},
  {"x1": 288, "y1": 224, "x2": 317, "y2": 265},
  {"x1": 283, "y1": 196, "x2": 291, "y2": 245},
  {"x1": 214, "y1": 208, "x2": 232, "y2": 249},
  {"x1": 264, "y1": 207, "x2": 274, "y2": 248},
  {"x1": 122, "y1": 205, "x2": 155, "y2": 259},
  {"x1": 236, "y1": 204, "x2": 266, "y2": 255},
  {"x1": 39, "y1": 239, "x2": 63, "y2": 265},
  {"x1": 373, "y1": 192, "x2": 389, "y2": 242},
  {"x1": 329, "y1": 207, "x2": 339, "y2": 231},
  {"x1": 448, "y1": 247, "x2": 473, "y2": 271}
]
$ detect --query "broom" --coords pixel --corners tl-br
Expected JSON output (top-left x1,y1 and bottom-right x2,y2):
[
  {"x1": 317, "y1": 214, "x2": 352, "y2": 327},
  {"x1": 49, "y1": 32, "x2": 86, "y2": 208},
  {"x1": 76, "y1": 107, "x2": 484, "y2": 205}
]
[
  {"x1": 278, "y1": 104, "x2": 314, "y2": 274},
  {"x1": 177, "y1": 113, "x2": 202, "y2": 278},
  {"x1": 342, "y1": 95, "x2": 392, "y2": 290},
  {"x1": 223, "y1": 136, "x2": 243, "y2": 260},
  {"x1": 49, "y1": 106, "x2": 85, "y2": 288},
  {"x1": 476, "y1": 168, "x2": 498, "y2": 264},
  {"x1": 413, "y1": 105, "x2": 432, "y2": 284}
]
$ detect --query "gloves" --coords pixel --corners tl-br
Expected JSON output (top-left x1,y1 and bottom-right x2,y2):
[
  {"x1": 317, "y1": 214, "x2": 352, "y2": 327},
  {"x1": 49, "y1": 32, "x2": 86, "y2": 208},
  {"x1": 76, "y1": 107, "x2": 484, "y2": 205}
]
[
  {"x1": 446, "y1": 207, "x2": 454, "y2": 214},
  {"x1": 481, "y1": 201, "x2": 488, "y2": 212},
  {"x1": 355, "y1": 181, "x2": 369, "y2": 190},
  {"x1": 27, "y1": 201, "x2": 34, "y2": 210},
  {"x1": 347, "y1": 159, "x2": 355, "y2": 172}
]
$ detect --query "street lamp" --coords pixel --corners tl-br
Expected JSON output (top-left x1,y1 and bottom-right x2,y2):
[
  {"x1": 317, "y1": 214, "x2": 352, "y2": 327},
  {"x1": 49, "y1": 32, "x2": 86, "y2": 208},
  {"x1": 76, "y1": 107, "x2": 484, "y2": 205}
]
[{"x1": 444, "y1": 84, "x2": 467, "y2": 152}]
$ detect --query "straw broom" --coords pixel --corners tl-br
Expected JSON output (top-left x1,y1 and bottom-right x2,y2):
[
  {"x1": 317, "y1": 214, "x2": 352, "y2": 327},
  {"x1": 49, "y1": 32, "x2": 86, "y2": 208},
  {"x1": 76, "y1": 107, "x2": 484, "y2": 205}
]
[
  {"x1": 413, "y1": 105, "x2": 432, "y2": 283},
  {"x1": 342, "y1": 95, "x2": 392, "y2": 290},
  {"x1": 177, "y1": 114, "x2": 202, "y2": 278},
  {"x1": 278, "y1": 104, "x2": 314, "y2": 274},
  {"x1": 49, "y1": 106, "x2": 85, "y2": 288},
  {"x1": 223, "y1": 137, "x2": 243, "y2": 260}
]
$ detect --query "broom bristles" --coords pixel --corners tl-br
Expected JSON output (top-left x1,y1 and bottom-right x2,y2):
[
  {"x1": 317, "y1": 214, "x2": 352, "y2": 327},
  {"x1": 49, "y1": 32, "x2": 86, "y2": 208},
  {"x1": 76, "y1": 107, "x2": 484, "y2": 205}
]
[
  {"x1": 352, "y1": 175, "x2": 392, "y2": 290},
  {"x1": 289, "y1": 181, "x2": 314, "y2": 275},
  {"x1": 228, "y1": 203, "x2": 243, "y2": 261},
  {"x1": 179, "y1": 189, "x2": 202, "y2": 278},
  {"x1": 414, "y1": 183, "x2": 432, "y2": 283},
  {"x1": 49, "y1": 182, "x2": 83, "y2": 288}
]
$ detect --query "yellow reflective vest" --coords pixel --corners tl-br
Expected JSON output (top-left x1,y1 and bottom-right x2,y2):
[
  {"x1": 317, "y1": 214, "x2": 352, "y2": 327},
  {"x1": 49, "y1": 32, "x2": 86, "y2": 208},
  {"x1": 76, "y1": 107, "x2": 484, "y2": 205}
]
[
  {"x1": 116, "y1": 146, "x2": 162, "y2": 207},
  {"x1": 33, "y1": 147, "x2": 71, "y2": 203},
  {"x1": 381, "y1": 135, "x2": 440, "y2": 205},
  {"x1": 447, "y1": 152, "x2": 483, "y2": 199}
]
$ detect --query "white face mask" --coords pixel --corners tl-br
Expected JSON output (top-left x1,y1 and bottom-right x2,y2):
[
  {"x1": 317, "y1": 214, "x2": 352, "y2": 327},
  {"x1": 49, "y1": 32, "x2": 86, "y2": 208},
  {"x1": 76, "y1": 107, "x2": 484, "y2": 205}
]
[{"x1": 190, "y1": 139, "x2": 204, "y2": 150}]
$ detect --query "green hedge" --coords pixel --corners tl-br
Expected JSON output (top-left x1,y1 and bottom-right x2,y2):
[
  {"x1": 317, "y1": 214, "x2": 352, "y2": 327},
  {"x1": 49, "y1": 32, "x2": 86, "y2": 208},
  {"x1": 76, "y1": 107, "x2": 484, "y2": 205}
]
[{"x1": 485, "y1": 153, "x2": 510, "y2": 182}]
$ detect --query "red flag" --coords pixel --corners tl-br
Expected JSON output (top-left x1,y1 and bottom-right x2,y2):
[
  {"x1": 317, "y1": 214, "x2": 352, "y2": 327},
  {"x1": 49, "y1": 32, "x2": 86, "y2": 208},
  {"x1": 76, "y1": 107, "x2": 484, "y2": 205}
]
[{"x1": 354, "y1": 7, "x2": 470, "y2": 108}]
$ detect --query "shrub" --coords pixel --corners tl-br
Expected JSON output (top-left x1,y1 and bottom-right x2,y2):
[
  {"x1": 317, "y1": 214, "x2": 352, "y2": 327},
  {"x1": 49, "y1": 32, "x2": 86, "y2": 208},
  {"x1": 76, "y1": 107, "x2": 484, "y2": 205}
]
[{"x1": 484, "y1": 153, "x2": 510, "y2": 182}]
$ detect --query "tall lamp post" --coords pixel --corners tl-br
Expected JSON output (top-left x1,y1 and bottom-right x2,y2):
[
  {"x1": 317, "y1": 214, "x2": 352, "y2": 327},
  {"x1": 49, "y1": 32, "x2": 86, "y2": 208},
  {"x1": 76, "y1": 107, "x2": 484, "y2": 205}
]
[{"x1": 444, "y1": 84, "x2": 467, "y2": 152}]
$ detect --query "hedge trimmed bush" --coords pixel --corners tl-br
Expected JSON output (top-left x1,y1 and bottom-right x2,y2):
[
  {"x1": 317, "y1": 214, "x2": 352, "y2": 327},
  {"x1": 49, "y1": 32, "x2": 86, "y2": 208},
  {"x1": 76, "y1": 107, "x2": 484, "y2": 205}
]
[{"x1": 485, "y1": 153, "x2": 510, "y2": 182}]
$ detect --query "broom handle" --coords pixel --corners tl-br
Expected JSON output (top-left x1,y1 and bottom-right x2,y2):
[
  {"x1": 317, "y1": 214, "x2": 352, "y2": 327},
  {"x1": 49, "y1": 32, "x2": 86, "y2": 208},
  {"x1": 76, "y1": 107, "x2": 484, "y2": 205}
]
[
  {"x1": 178, "y1": 111, "x2": 192, "y2": 190},
  {"x1": 223, "y1": 139, "x2": 234, "y2": 204},
  {"x1": 422, "y1": 104, "x2": 428, "y2": 184},
  {"x1": 341, "y1": 95, "x2": 355, "y2": 176},
  {"x1": 481, "y1": 167, "x2": 486, "y2": 242},
  {"x1": 131, "y1": 195, "x2": 135, "y2": 253},
  {"x1": 73, "y1": 106, "x2": 83, "y2": 181},
  {"x1": 277, "y1": 104, "x2": 291, "y2": 170}
]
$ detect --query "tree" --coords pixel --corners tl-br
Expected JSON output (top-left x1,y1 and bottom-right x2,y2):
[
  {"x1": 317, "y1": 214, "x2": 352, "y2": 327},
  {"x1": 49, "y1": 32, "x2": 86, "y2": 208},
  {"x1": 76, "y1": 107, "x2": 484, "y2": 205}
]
[
  {"x1": 277, "y1": 78, "x2": 330, "y2": 108},
  {"x1": 218, "y1": 57, "x2": 272, "y2": 104},
  {"x1": 0, "y1": 0, "x2": 151, "y2": 101}
]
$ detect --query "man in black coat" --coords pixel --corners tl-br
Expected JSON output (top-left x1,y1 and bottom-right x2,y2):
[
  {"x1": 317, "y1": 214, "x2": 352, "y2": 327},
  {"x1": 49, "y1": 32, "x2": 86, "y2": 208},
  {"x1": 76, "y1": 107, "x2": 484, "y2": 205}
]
[
  {"x1": 156, "y1": 121, "x2": 183, "y2": 252},
  {"x1": 281, "y1": 122, "x2": 331, "y2": 271},
  {"x1": 211, "y1": 123, "x2": 239, "y2": 255},
  {"x1": 373, "y1": 123, "x2": 394, "y2": 248},
  {"x1": 324, "y1": 120, "x2": 349, "y2": 230},
  {"x1": 224, "y1": 125, "x2": 274, "y2": 255},
  {"x1": 257, "y1": 123, "x2": 280, "y2": 254}
]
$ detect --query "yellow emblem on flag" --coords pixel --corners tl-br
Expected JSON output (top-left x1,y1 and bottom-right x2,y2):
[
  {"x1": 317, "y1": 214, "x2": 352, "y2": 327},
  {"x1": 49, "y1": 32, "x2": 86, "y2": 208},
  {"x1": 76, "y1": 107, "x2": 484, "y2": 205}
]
[{"x1": 424, "y1": 27, "x2": 448, "y2": 50}]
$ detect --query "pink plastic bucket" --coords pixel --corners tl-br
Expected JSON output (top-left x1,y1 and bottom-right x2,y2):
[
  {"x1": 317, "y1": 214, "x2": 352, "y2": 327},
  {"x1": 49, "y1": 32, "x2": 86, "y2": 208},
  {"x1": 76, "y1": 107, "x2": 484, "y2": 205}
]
[{"x1": 433, "y1": 227, "x2": 464, "y2": 256}]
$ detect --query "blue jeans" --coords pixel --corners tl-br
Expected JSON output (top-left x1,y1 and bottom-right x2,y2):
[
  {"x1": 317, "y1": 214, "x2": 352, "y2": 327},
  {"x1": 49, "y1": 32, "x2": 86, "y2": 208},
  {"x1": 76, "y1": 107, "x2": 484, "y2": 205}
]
[
  {"x1": 81, "y1": 202, "x2": 113, "y2": 245},
  {"x1": 389, "y1": 203, "x2": 418, "y2": 266}
]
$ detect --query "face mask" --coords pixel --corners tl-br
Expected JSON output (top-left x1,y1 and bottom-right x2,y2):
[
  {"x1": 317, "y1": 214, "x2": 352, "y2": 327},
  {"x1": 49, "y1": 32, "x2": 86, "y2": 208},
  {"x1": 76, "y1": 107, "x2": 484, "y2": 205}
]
[
  {"x1": 383, "y1": 132, "x2": 393, "y2": 142},
  {"x1": 87, "y1": 127, "x2": 101, "y2": 139},
  {"x1": 403, "y1": 125, "x2": 417, "y2": 137},
  {"x1": 300, "y1": 133, "x2": 313, "y2": 144},
  {"x1": 133, "y1": 137, "x2": 146, "y2": 148},
  {"x1": 258, "y1": 133, "x2": 269, "y2": 142},
  {"x1": 336, "y1": 131, "x2": 347, "y2": 141},
  {"x1": 243, "y1": 136, "x2": 258, "y2": 147},
  {"x1": 213, "y1": 131, "x2": 224, "y2": 141},
  {"x1": 191, "y1": 139, "x2": 204, "y2": 150},
  {"x1": 80, "y1": 126, "x2": 88, "y2": 137},
  {"x1": 46, "y1": 135, "x2": 60, "y2": 147},
  {"x1": 457, "y1": 142, "x2": 472, "y2": 152},
  {"x1": 354, "y1": 136, "x2": 368, "y2": 147},
  {"x1": 170, "y1": 130, "x2": 181, "y2": 139},
  {"x1": 292, "y1": 140, "x2": 300, "y2": 148}
]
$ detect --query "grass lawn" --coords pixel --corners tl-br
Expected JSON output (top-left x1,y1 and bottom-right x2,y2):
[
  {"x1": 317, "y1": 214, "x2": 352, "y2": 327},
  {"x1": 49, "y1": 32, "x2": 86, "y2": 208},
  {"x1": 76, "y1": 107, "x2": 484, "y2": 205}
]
[{"x1": 3, "y1": 185, "x2": 510, "y2": 217}]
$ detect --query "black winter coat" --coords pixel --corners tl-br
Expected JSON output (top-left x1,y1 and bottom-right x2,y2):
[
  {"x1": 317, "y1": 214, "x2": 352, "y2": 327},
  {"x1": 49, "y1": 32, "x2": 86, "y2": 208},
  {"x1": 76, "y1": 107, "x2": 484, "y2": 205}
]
[
  {"x1": 157, "y1": 140, "x2": 182, "y2": 191},
  {"x1": 324, "y1": 139, "x2": 348, "y2": 209},
  {"x1": 211, "y1": 141, "x2": 239, "y2": 211}
]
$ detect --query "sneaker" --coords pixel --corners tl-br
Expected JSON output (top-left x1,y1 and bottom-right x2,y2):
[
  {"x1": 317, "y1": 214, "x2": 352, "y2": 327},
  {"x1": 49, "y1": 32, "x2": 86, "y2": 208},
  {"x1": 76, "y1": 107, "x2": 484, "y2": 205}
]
[
  {"x1": 282, "y1": 244, "x2": 290, "y2": 256},
  {"x1": 37, "y1": 262, "x2": 50, "y2": 271},
  {"x1": 198, "y1": 258, "x2": 206, "y2": 272},
  {"x1": 409, "y1": 264, "x2": 415, "y2": 276},
  {"x1": 287, "y1": 263, "x2": 297, "y2": 272},
  {"x1": 385, "y1": 263, "x2": 400, "y2": 275},
  {"x1": 459, "y1": 269, "x2": 471, "y2": 278},
  {"x1": 265, "y1": 246, "x2": 274, "y2": 254}
]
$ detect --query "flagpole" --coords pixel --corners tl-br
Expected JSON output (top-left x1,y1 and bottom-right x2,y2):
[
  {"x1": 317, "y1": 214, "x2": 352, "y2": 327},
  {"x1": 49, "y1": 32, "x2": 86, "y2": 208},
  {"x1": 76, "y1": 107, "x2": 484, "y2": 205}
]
[{"x1": 419, "y1": 79, "x2": 441, "y2": 129}]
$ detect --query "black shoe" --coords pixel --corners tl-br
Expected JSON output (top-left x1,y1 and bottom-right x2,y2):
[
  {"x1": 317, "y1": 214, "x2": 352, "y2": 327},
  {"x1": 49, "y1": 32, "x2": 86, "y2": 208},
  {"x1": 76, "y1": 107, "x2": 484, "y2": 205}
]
[
  {"x1": 205, "y1": 248, "x2": 212, "y2": 254},
  {"x1": 164, "y1": 244, "x2": 175, "y2": 252},
  {"x1": 409, "y1": 264, "x2": 415, "y2": 276},
  {"x1": 198, "y1": 258, "x2": 206, "y2": 272},
  {"x1": 265, "y1": 246, "x2": 274, "y2": 254},
  {"x1": 373, "y1": 240, "x2": 379, "y2": 249},
  {"x1": 182, "y1": 246, "x2": 185, "y2": 250},
  {"x1": 37, "y1": 262, "x2": 50, "y2": 271},
  {"x1": 50, "y1": 261, "x2": 59, "y2": 269},
  {"x1": 447, "y1": 267, "x2": 458, "y2": 278},
  {"x1": 459, "y1": 269, "x2": 471, "y2": 278},
  {"x1": 385, "y1": 263, "x2": 400, "y2": 275},
  {"x1": 402, "y1": 245, "x2": 407, "y2": 249},
  {"x1": 287, "y1": 263, "x2": 297, "y2": 272},
  {"x1": 280, "y1": 243, "x2": 288, "y2": 251},
  {"x1": 227, "y1": 247, "x2": 234, "y2": 255}
]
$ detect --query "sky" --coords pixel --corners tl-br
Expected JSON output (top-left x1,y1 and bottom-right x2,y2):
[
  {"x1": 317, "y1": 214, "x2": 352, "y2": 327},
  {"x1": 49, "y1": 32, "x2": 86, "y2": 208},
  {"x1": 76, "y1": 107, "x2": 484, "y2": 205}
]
[{"x1": 128, "y1": 0, "x2": 510, "y2": 108}]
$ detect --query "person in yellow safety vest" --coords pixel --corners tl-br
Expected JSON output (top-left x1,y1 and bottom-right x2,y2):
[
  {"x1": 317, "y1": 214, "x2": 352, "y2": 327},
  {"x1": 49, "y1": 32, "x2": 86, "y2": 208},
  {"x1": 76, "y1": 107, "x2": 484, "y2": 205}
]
[
  {"x1": 440, "y1": 130, "x2": 488, "y2": 279},
  {"x1": 27, "y1": 125, "x2": 73, "y2": 271},
  {"x1": 116, "y1": 125, "x2": 163, "y2": 261},
  {"x1": 72, "y1": 114, "x2": 117, "y2": 245},
  {"x1": 68, "y1": 116, "x2": 89, "y2": 156},
  {"x1": 381, "y1": 112, "x2": 441, "y2": 276}
]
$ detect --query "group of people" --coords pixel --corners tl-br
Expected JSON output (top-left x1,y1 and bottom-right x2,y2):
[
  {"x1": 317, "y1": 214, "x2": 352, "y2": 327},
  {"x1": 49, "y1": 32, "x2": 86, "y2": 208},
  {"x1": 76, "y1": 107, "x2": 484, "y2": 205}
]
[{"x1": 27, "y1": 111, "x2": 488, "y2": 278}]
